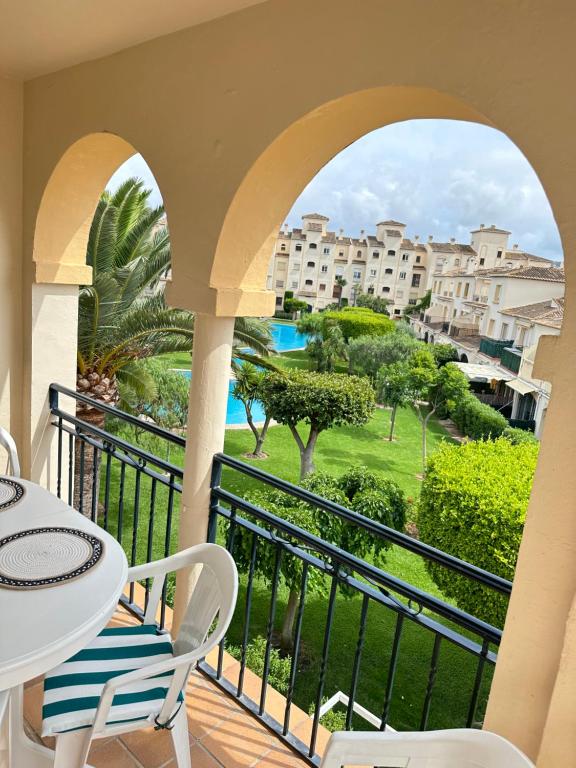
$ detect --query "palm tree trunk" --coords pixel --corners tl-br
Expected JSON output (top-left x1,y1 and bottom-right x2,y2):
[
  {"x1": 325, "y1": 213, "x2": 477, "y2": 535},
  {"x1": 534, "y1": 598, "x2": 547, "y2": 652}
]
[{"x1": 73, "y1": 408, "x2": 106, "y2": 517}]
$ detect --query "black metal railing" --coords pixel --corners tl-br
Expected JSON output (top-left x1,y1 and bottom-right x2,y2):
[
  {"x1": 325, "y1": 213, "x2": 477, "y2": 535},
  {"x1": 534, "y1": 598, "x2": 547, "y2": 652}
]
[
  {"x1": 49, "y1": 384, "x2": 512, "y2": 766},
  {"x1": 49, "y1": 383, "x2": 184, "y2": 627},
  {"x1": 204, "y1": 454, "x2": 511, "y2": 764}
]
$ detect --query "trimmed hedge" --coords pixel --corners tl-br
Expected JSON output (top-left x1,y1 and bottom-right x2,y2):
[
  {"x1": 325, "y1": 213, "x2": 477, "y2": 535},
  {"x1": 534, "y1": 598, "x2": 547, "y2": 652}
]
[
  {"x1": 324, "y1": 309, "x2": 395, "y2": 341},
  {"x1": 418, "y1": 438, "x2": 539, "y2": 627},
  {"x1": 451, "y1": 392, "x2": 508, "y2": 439}
]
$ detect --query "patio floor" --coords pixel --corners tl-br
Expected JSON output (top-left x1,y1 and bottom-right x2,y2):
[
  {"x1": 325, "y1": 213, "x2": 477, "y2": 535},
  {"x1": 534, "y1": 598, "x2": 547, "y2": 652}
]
[{"x1": 23, "y1": 603, "x2": 326, "y2": 768}]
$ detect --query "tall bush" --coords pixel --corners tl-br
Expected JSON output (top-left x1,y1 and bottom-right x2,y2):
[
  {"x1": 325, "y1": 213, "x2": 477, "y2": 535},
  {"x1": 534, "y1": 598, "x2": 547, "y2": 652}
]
[
  {"x1": 451, "y1": 392, "x2": 508, "y2": 439},
  {"x1": 418, "y1": 438, "x2": 539, "y2": 626},
  {"x1": 323, "y1": 309, "x2": 395, "y2": 341}
]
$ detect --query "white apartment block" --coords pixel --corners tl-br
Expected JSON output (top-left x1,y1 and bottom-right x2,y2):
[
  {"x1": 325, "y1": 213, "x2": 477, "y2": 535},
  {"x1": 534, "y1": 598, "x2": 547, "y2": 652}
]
[
  {"x1": 410, "y1": 224, "x2": 564, "y2": 438},
  {"x1": 267, "y1": 214, "x2": 429, "y2": 316}
]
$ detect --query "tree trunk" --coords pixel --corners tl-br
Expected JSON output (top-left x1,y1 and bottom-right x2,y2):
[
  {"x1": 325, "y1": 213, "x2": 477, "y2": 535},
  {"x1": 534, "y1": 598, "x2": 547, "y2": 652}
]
[
  {"x1": 421, "y1": 420, "x2": 427, "y2": 470},
  {"x1": 389, "y1": 405, "x2": 397, "y2": 441},
  {"x1": 73, "y1": 408, "x2": 106, "y2": 517},
  {"x1": 254, "y1": 416, "x2": 271, "y2": 456},
  {"x1": 280, "y1": 588, "x2": 300, "y2": 650},
  {"x1": 299, "y1": 431, "x2": 319, "y2": 479}
]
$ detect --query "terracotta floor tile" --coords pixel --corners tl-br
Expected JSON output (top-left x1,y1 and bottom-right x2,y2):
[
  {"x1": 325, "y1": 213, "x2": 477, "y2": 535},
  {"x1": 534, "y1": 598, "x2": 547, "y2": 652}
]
[
  {"x1": 291, "y1": 716, "x2": 332, "y2": 758},
  {"x1": 186, "y1": 675, "x2": 242, "y2": 740},
  {"x1": 201, "y1": 710, "x2": 277, "y2": 768},
  {"x1": 120, "y1": 726, "x2": 179, "y2": 768},
  {"x1": 88, "y1": 737, "x2": 141, "y2": 768},
  {"x1": 255, "y1": 741, "x2": 312, "y2": 768}
]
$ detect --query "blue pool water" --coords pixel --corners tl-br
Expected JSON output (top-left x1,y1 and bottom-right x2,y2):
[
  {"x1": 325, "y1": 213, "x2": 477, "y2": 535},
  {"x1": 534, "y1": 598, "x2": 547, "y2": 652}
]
[{"x1": 179, "y1": 321, "x2": 306, "y2": 425}]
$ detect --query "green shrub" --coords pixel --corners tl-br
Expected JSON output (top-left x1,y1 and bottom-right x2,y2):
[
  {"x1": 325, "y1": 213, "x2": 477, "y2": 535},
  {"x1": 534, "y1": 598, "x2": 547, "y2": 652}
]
[
  {"x1": 323, "y1": 309, "x2": 395, "y2": 341},
  {"x1": 227, "y1": 637, "x2": 291, "y2": 694},
  {"x1": 430, "y1": 343, "x2": 459, "y2": 367},
  {"x1": 451, "y1": 392, "x2": 508, "y2": 439},
  {"x1": 418, "y1": 438, "x2": 539, "y2": 626},
  {"x1": 502, "y1": 426, "x2": 539, "y2": 445}
]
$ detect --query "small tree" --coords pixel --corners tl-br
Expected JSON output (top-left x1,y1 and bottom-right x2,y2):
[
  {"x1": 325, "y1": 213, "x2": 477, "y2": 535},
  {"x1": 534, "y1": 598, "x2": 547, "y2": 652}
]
[
  {"x1": 348, "y1": 332, "x2": 421, "y2": 382},
  {"x1": 430, "y1": 343, "x2": 459, "y2": 367},
  {"x1": 376, "y1": 360, "x2": 412, "y2": 441},
  {"x1": 297, "y1": 314, "x2": 347, "y2": 372},
  {"x1": 403, "y1": 289, "x2": 431, "y2": 318},
  {"x1": 260, "y1": 370, "x2": 375, "y2": 478},
  {"x1": 240, "y1": 467, "x2": 407, "y2": 647},
  {"x1": 284, "y1": 297, "x2": 307, "y2": 318},
  {"x1": 334, "y1": 275, "x2": 347, "y2": 308},
  {"x1": 355, "y1": 291, "x2": 391, "y2": 315},
  {"x1": 404, "y1": 354, "x2": 469, "y2": 469},
  {"x1": 232, "y1": 362, "x2": 271, "y2": 457}
]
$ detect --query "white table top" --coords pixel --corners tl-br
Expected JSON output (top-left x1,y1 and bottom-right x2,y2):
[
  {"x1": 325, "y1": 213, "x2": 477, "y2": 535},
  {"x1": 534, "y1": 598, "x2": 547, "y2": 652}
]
[{"x1": 0, "y1": 479, "x2": 128, "y2": 690}]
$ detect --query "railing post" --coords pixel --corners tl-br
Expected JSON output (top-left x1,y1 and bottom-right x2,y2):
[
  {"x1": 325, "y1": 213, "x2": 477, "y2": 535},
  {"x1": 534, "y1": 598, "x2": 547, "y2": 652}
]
[{"x1": 172, "y1": 313, "x2": 235, "y2": 633}]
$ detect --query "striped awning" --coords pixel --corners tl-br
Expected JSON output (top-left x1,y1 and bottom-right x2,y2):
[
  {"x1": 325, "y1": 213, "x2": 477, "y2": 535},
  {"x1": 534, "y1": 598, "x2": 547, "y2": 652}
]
[{"x1": 506, "y1": 379, "x2": 537, "y2": 396}]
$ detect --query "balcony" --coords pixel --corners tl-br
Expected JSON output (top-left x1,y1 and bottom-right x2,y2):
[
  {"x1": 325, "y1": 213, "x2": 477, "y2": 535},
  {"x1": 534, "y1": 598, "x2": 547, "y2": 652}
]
[
  {"x1": 38, "y1": 384, "x2": 512, "y2": 766},
  {"x1": 479, "y1": 338, "x2": 514, "y2": 358},
  {"x1": 500, "y1": 347, "x2": 522, "y2": 374}
]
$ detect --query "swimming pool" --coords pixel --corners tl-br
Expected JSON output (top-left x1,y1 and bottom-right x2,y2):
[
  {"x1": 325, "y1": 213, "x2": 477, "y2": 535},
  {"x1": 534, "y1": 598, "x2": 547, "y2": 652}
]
[{"x1": 179, "y1": 321, "x2": 306, "y2": 425}]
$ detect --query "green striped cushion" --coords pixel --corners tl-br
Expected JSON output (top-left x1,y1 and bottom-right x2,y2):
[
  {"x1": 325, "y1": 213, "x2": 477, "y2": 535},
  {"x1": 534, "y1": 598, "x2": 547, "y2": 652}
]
[{"x1": 42, "y1": 625, "x2": 183, "y2": 737}]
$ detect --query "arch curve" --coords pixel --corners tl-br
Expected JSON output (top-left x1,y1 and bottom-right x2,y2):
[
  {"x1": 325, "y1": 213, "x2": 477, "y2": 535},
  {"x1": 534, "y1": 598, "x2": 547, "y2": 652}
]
[{"x1": 33, "y1": 132, "x2": 137, "y2": 285}]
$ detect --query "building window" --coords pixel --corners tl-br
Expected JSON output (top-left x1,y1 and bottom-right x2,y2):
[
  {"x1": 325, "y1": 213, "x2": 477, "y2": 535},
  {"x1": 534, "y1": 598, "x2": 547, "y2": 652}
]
[
  {"x1": 456, "y1": 282, "x2": 461, "y2": 297},
  {"x1": 415, "y1": 255, "x2": 421, "y2": 263},
  {"x1": 385, "y1": 268, "x2": 393, "y2": 275},
  {"x1": 497, "y1": 250, "x2": 502, "y2": 258},
  {"x1": 353, "y1": 270, "x2": 361, "y2": 279},
  {"x1": 280, "y1": 243, "x2": 286, "y2": 251},
  {"x1": 357, "y1": 250, "x2": 362, "y2": 258},
  {"x1": 305, "y1": 279, "x2": 313, "y2": 286},
  {"x1": 464, "y1": 283, "x2": 470, "y2": 298},
  {"x1": 411, "y1": 274, "x2": 421, "y2": 288},
  {"x1": 319, "y1": 283, "x2": 326, "y2": 291},
  {"x1": 323, "y1": 247, "x2": 330, "y2": 255},
  {"x1": 382, "y1": 286, "x2": 390, "y2": 293},
  {"x1": 399, "y1": 271, "x2": 406, "y2": 280},
  {"x1": 307, "y1": 261, "x2": 315, "y2": 268},
  {"x1": 275, "y1": 280, "x2": 284, "y2": 288},
  {"x1": 321, "y1": 264, "x2": 328, "y2": 273},
  {"x1": 494, "y1": 284, "x2": 502, "y2": 303},
  {"x1": 372, "y1": 251, "x2": 379, "y2": 258},
  {"x1": 370, "y1": 269, "x2": 377, "y2": 277},
  {"x1": 275, "y1": 296, "x2": 283, "y2": 306},
  {"x1": 336, "y1": 267, "x2": 344, "y2": 276},
  {"x1": 454, "y1": 258, "x2": 460, "y2": 267},
  {"x1": 397, "y1": 290, "x2": 404, "y2": 298},
  {"x1": 339, "y1": 251, "x2": 344, "y2": 257},
  {"x1": 501, "y1": 322, "x2": 509, "y2": 340},
  {"x1": 291, "y1": 281, "x2": 298, "y2": 288},
  {"x1": 309, "y1": 243, "x2": 317, "y2": 249},
  {"x1": 402, "y1": 254, "x2": 409, "y2": 261},
  {"x1": 408, "y1": 299, "x2": 417, "y2": 305},
  {"x1": 488, "y1": 318, "x2": 496, "y2": 337},
  {"x1": 295, "y1": 244, "x2": 302, "y2": 251},
  {"x1": 387, "y1": 250, "x2": 396, "y2": 256},
  {"x1": 292, "y1": 263, "x2": 300, "y2": 270},
  {"x1": 479, "y1": 257, "x2": 485, "y2": 265},
  {"x1": 367, "y1": 286, "x2": 375, "y2": 294},
  {"x1": 394, "y1": 309, "x2": 401, "y2": 315}
]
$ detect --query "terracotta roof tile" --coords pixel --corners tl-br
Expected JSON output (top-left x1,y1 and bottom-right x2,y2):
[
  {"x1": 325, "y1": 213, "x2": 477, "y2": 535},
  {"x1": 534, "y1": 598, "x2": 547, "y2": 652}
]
[
  {"x1": 500, "y1": 298, "x2": 564, "y2": 328},
  {"x1": 302, "y1": 213, "x2": 329, "y2": 220}
]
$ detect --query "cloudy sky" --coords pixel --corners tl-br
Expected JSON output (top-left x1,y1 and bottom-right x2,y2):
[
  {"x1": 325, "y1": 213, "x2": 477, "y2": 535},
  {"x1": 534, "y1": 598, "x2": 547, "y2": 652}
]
[{"x1": 108, "y1": 119, "x2": 562, "y2": 261}]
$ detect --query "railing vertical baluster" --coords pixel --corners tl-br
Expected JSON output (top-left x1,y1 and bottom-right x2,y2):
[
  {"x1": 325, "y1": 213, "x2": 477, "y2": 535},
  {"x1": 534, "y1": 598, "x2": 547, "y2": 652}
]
[
  {"x1": 345, "y1": 593, "x2": 370, "y2": 730},
  {"x1": 56, "y1": 416, "x2": 63, "y2": 499},
  {"x1": 309, "y1": 570, "x2": 339, "y2": 757},
  {"x1": 117, "y1": 462, "x2": 126, "y2": 546},
  {"x1": 420, "y1": 634, "x2": 442, "y2": 730},
  {"x1": 129, "y1": 467, "x2": 142, "y2": 604},
  {"x1": 283, "y1": 562, "x2": 309, "y2": 736},
  {"x1": 466, "y1": 638, "x2": 490, "y2": 727},
  {"x1": 103, "y1": 448, "x2": 112, "y2": 532},
  {"x1": 78, "y1": 438, "x2": 85, "y2": 515},
  {"x1": 90, "y1": 444, "x2": 99, "y2": 522},
  {"x1": 259, "y1": 543, "x2": 283, "y2": 716},
  {"x1": 217, "y1": 505, "x2": 237, "y2": 679},
  {"x1": 67, "y1": 433, "x2": 73, "y2": 506},
  {"x1": 160, "y1": 477, "x2": 175, "y2": 630},
  {"x1": 144, "y1": 478, "x2": 157, "y2": 613},
  {"x1": 380, "y1": 612, "x2": 404, "y2": 730},
  {"x1": 237, "y1": 532, "x2": 258, "y2": 697}
]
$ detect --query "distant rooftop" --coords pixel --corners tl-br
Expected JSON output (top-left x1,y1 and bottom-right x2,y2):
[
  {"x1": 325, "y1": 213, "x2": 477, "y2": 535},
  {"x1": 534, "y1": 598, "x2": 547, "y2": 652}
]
[
  {"x1": 470, "y1": 224, "x2": 512, "y2": 235},
  {"x1": 302, "y1": 212, "x2": 329, "y2": 220},
  {"x1": 377, "y1": 219, "x2": 406, "y2": 227},
  {"x1": 500, "y1": 297, "x2": 564, "y2": 328}
]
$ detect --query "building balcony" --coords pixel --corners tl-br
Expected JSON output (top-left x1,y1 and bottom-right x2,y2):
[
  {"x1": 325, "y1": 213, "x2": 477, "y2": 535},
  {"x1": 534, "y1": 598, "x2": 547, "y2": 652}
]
[
  {"x1": 479, "y1": 338, "x2": 515, "y2": 358},
  {"x1": 27, "y1": 384, "x2": 512, "y2": 767},
  {"x1": 500, "y1": 347, "x2": 522, "y2": 374}
]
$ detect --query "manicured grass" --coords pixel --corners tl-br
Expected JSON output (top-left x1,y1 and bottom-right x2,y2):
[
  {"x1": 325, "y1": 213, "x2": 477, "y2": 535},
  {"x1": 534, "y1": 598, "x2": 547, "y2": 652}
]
[{"x1": 158, "y1": 351, "x2": 192, "y2": 369}]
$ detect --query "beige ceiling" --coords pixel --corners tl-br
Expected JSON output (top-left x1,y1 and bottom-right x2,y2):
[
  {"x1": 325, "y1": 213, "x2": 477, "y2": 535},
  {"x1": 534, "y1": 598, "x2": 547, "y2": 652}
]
[{"x1": 0, "y1": 0, "x2": 267, "y2": 80}]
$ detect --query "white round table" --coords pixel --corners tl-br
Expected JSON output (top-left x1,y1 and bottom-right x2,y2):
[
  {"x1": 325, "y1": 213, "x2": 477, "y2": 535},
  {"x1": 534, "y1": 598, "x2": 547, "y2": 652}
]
[{"x1": 0, "y1": 478, "x2": 128, "y2": 767}]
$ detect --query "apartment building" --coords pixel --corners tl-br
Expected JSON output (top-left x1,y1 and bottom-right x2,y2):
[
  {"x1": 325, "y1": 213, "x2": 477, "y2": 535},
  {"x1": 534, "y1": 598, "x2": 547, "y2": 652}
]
[
  {"x1": 411, "y1": 230, "x2": 564, "y2": 438},
  {"x1": 267, "y1": 214, "x2": 429, "y2": 315}
]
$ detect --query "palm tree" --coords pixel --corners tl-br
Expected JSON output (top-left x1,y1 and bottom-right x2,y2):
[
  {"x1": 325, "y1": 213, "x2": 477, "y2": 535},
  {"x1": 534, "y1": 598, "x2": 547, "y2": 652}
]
[
  {"x1": 75, "y1": 178, "x2": 275, "y2": 512},
  {"x1": 334, "y1": 275, "x2": 347, "y2": 308}
]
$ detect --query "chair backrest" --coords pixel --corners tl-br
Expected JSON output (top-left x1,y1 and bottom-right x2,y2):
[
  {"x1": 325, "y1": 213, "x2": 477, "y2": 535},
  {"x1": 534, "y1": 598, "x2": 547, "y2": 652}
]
[
  {"x1": 0, "y1": 427, "x2": 20, "y2": 478},
  {"x1": 321, "y1": 729, "x2": 535, "y2": 768}
]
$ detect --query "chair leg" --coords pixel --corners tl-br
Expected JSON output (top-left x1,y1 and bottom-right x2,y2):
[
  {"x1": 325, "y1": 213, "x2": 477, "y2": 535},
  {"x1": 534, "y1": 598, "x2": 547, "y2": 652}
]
[
  {"x1": 53, "y1": 730, "x2": 92, "y2": 768},
  {"x1": 170, "y1": 707, "x2": 191, "y2": 768}
]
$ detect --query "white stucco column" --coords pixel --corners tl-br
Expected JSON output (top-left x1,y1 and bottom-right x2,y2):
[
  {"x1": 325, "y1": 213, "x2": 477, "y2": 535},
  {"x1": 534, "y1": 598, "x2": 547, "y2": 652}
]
[{"x1": 172, "y1": 313, "x2": 235, "y2": 631}]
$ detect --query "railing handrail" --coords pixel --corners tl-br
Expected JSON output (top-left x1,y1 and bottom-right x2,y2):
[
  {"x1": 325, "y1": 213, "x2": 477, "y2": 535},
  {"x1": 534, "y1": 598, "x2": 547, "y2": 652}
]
[
  {"x1": 213, "y1": 453, "x2": 512, "y2": 596},
  {"x1": 49, "y1": 382, "x2": 186, "y2": 448}
]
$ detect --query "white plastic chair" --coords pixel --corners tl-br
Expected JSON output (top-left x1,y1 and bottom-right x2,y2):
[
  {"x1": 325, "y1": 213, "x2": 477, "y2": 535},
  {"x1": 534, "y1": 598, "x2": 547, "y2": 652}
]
[
  {"x1": 0, "y1": 427, "x2": 20, "y2": 477},
  {"x1": 320, "y1": 729, "x2": 534, "y2": 768},
  {"x1": 0, "y1": 690, "x2": 8, "y2": 768},
  {"x1": 41, "y1": 543, "x2": 238, "y2": 768}
]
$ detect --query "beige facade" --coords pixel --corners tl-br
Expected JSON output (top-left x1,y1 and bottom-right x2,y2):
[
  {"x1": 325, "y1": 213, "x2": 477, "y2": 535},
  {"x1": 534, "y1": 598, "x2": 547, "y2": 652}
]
[
  {"x1": 0, "y1": 1, "x2": 576, "y2": 763},
  {"x1": 268, "y1": 215, "x2": 428, "y2": 315}
]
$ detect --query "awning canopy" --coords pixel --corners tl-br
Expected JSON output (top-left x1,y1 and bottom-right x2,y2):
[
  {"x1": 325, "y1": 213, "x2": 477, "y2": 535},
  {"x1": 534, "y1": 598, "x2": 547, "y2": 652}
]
[
  {"x1": 453, "y1": 362, "x2": 514, "y2": 383},
  {"x1": 506, "y1": 378, "x2": 537, "y2": 396}
]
